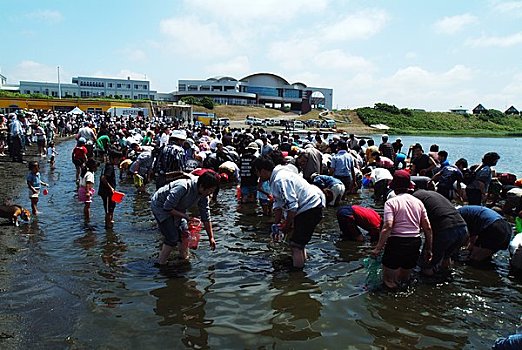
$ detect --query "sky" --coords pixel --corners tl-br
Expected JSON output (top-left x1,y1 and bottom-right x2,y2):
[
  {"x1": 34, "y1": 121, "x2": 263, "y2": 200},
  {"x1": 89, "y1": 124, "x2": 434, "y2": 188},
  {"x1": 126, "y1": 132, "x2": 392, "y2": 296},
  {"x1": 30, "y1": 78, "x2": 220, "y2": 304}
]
[{"x1": 1, "y1": 0, "x2": 522, "y2": 112}]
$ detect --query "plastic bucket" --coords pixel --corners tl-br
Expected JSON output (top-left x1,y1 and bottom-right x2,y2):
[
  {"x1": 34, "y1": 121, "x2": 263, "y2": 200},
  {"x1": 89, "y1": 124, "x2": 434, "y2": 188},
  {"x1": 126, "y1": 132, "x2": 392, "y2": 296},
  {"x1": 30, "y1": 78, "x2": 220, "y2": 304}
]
[
  {"x1": 187, "y1": 218, "x2": 202, "y2": 249},
  {"x1": 111, "y1": 191, "x2": 125, "y2": 203},
  {"x1": 42, "y1": 188, "x2": 49, "y2": 196}
]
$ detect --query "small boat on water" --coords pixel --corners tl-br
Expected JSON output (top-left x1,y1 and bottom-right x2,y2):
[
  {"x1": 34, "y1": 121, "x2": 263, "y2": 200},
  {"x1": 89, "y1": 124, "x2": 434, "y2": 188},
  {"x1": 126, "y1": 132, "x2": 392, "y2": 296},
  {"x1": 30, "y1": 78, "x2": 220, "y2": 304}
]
[{"x1": 370, "y1": 123, "x2": 390, "y2": 130}]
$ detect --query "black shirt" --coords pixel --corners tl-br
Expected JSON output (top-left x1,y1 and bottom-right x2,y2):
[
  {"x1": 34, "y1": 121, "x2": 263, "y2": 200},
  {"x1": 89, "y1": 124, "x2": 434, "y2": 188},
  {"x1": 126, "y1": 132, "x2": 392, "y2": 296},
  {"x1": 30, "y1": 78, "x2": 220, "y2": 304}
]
[
  {"x1": 98, "y1": 163, "x2": 116, "y2": 197},
  {"x1": 412, "y1": 154, "x2": 431, "y2": 175},
  {"x1": 412, "y1": 190, "x2": 466, "y2": 233}
]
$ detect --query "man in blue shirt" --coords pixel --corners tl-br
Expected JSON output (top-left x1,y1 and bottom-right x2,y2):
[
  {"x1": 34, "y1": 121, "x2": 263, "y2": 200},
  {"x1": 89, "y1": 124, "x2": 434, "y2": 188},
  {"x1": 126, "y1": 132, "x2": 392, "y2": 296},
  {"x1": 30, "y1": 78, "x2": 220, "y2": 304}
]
[
  {"x1": 329, "y1": 141, "x2": 356, "y2": 197},
  {"x1": 311, "y1": 173, "x2": 345, "y2": 206},
  {"x1": 9, "y1": 114, "x2": 24, "y2": 163},
  {"x1": 458, "y1": 205, "x2": 511, "y2": 262}
]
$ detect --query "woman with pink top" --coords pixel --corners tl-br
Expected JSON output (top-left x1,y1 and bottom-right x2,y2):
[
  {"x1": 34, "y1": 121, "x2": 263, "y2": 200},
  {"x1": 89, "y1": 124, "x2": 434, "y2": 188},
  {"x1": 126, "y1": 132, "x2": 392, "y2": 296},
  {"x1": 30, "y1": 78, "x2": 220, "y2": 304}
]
[{"x1": 371, "y1": 170, "x2": 433, "y2": 290}]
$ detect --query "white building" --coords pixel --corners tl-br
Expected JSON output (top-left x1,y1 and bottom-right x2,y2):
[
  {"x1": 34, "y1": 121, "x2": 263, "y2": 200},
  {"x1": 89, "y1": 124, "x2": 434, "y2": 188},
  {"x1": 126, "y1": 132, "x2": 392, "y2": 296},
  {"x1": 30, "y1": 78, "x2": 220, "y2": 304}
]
[
  {"x1": 174, "y1": 73, "x2": 333, "y2": 113},
  {"x1": 15, "y1": 76, "x2": 159, "y2": 100}
]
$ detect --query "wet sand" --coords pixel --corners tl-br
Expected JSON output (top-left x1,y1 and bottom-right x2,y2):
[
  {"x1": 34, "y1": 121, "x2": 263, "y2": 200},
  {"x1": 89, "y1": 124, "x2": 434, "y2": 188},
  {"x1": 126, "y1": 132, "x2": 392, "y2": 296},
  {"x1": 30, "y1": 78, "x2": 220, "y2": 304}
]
[{"x1": 0, "y1": 139, "x2": 71, "y2": 349}]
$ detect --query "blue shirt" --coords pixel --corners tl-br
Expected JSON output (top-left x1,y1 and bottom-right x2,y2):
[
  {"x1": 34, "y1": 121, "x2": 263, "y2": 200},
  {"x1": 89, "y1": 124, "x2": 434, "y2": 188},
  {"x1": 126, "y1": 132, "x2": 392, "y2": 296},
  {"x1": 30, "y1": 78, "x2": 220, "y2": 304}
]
[
  {"x1": 312, "y1": 175, "x2": 343, "y2": 189},
  {"x1": 330, "y1": 150, "x2": 354, "y2": 178},
  {"x1": 458, "y1": 205, "x2": 502, "y2": 235},
  {"x1": 10, "y1": 119, "x2": 23, "y2": 136},
  {"x1": 26, "y1": 171, "x2": 41, "y2": 189}
]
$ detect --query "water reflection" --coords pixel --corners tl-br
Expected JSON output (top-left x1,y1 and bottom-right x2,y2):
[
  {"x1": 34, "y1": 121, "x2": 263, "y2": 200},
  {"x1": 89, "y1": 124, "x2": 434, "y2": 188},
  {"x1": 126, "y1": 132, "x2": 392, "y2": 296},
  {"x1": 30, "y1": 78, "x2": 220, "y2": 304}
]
[
  {"x1": 101, "y1": 231, "x2": 127, "y2": 267},
  {"x1": 150, "y1": 277, "x2": 211, "y2": 349},
  {"x1": 263, "y1": 271, "x2": 323, "y2": 340}
]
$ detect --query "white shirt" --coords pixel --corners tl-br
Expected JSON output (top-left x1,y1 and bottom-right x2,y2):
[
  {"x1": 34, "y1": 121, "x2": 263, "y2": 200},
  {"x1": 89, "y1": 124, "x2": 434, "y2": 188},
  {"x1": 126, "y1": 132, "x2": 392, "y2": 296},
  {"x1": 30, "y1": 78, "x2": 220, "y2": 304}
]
[
  {"x1": 80, "y1": 171, "x2": 95, "y2": 187},
  {"x1": 270, "y1": 166, "x2": 325, "y2": 215},
  {"x1": 371, "y1": 168, "x2": 393, "y2": 184}
]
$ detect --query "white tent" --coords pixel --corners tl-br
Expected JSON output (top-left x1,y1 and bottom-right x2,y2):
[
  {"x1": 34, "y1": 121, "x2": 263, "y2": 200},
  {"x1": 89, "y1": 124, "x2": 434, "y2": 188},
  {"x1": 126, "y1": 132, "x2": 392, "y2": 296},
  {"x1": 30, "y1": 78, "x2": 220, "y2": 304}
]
[{"x1": 68, "y1": 107, "x2": 84, "y2": 115}]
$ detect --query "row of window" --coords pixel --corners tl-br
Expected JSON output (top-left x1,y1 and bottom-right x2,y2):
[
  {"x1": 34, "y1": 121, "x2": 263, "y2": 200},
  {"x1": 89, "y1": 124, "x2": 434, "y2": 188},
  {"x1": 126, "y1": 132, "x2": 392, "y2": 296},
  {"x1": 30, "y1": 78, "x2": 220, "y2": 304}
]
[
  {"x1": 78, "y1": 81, "x2": 148, "y2": 90},
  {"x1": 22, "y1": 89, "x2": 154, "y2": 100},
  {"x1": 212, "y1": 97, "x2": 254, "y2": 105},
  {"x1": 180, "y1": 85, "x2": 238, "y2": 92}
]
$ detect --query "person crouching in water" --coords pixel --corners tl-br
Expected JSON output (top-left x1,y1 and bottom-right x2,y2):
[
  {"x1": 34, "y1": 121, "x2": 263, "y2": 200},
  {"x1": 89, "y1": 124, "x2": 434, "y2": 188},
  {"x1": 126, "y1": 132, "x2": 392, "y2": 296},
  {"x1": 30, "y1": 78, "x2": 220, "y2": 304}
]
[
  {"x1": 371, "y1": 170, "x2": 433, "y2": 290},
  {"x1": 254, "y1": 155, "x2": 325, "y2": 269},
  {"x1": 151, "y1": 171, "x2": 219, "y2": 266},
  {"x1": 98, "y1": 150, "x2": 123, "y2": 229},
  {"x1": 78, "y1": 159, "x2": 99, "y2": 222}
]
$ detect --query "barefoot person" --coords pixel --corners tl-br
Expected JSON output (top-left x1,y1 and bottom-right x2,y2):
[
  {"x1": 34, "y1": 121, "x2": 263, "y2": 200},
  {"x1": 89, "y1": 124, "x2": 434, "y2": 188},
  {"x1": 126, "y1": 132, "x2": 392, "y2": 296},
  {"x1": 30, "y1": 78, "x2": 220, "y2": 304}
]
[
  {"x1": 254, "y1": 155, "x2": 325, "y2": 269},
  {"x1": 151, "y1": 171, "x2": 219, "y2": 266},
  {"x1": 371, "y1": 170, "x2": 433, "y2": 290},
  {"x1": 98, "y1": 150, "x2": 123, "y2": 228},
  {"x1": 26, "y1": 161, "x2": 48, "y2": 215}
]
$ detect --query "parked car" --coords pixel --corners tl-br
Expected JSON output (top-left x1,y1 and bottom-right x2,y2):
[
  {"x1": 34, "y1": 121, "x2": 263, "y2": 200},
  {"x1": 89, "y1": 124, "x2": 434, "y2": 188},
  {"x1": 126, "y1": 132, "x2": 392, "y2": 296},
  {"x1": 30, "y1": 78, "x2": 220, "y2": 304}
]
[
  {"x1": 212, "y1": 118, "x2": 230, "y2": 126},
  {"x1": 320, "y1": 119, "x2": 336, "y2": 128},
  {"x1": 252, "y1": 118, "x2": 263, "y2": 126},
  {"x1": 306, "y1": 119, "x2": 320, "y2": 128},
  {"x1": 293, "y1": 120, "x2": 306, "y2": 129}
]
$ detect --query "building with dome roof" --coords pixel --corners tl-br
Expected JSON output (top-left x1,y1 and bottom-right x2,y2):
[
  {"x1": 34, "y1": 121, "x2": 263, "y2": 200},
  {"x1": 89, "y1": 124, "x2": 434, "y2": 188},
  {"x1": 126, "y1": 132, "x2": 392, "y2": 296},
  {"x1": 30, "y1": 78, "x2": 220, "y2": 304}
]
[{"x1": 174, "y1": 73, "x2": 333, "y2": 113}]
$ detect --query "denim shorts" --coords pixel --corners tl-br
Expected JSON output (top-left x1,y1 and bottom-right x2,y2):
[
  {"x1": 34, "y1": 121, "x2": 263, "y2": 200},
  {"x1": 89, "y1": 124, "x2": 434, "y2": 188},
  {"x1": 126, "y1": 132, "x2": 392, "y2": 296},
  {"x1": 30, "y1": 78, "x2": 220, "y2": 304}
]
[
  {"x1": 423, "y1": 225, "x2": 468, "y2": 268},
  {"x1": 240, "y1": 185, "x2": 257, "y2": 197},
  {"x1": 156, "y1": 215, "x2": 182, "y2": 247}
]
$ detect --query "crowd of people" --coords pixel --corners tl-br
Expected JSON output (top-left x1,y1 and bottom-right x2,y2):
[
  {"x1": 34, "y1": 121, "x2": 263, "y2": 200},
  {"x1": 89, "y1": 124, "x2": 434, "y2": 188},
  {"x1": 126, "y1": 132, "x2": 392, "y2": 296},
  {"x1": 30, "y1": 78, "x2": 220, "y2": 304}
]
[
  {"x1": 2, "y1": 109, "x2": 522, "y2": 275},
  {"x1": 2, "y1": 108, "x2": 522, "y2": 348}
]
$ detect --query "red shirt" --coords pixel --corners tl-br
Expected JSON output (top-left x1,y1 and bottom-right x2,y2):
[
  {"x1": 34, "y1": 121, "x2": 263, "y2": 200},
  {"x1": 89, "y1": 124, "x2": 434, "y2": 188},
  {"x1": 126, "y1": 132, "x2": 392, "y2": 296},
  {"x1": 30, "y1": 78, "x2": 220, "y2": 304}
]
[
  {"x1": 72, "y1": 146, "x2": 88, "y2": 161},
  {"x1": 352, "y1": 205, "x2": 382, "y2": 236}
]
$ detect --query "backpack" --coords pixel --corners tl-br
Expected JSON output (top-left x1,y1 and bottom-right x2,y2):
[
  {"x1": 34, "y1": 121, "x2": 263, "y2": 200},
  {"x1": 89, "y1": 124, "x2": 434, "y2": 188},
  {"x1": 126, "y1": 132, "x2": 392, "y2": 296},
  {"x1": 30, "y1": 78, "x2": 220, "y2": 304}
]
[{"x1": 462, "y1": 164, "x2": 481, "y2": 186}]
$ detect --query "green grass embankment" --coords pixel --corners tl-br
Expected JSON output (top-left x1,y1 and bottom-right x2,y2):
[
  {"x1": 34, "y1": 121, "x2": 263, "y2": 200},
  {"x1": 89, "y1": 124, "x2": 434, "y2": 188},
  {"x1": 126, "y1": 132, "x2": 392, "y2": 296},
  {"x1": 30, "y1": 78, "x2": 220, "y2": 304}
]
[{"x1": 356, "y1": 107, "x2": 522, "y2": 137}]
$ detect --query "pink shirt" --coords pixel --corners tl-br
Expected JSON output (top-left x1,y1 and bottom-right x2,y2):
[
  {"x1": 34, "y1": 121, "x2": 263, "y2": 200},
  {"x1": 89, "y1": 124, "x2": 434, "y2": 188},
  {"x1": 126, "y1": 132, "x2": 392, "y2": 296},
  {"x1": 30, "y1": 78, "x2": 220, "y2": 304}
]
[{"x1": 383, "y1": 193, "x2": 428, "y2": 237}]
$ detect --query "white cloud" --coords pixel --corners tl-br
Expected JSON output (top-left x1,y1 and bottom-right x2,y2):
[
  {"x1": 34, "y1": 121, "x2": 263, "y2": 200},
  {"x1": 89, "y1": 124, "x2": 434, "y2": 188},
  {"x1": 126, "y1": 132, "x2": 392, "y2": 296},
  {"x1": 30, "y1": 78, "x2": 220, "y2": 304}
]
[
  {"x1": 467, "y1": 32, "x2": 522, "y2": 47},
  {"x1": 313, "y1": 49, "x2": 374, "y2": 71},
  {"x1": 492, "y1": 1, "x2": 522, "y2": 17},
  {"x1": 91, "y1": 69, "x2": 148, "y2": 81},
  {"x1": 433, "y1": 14, "x2": 478, "y2": 35},
  {"x1": 204, "y1": 56, "x2": 251, "y2": 77},
  {"x1": 323, "y1": 65, "x2": 478, "y2": 111},
  {"x1": 319, "y1": 9, "x2": 389, "y2": 42},
  {"x1": 185, "y1": 0, "x2": 328, "y2": 22},
  {"x1": 8, "y1": 61, "x2": 68, "y2": 83},
  {"x1": 267, "y1": 39, "x2": 314, "y2": 71},
  {"x1": 159, "y1": 16, "x2": 232, "y2": 57},
  {"x1": 26, "y1": 10, "x2": 63, "y2": 24}
]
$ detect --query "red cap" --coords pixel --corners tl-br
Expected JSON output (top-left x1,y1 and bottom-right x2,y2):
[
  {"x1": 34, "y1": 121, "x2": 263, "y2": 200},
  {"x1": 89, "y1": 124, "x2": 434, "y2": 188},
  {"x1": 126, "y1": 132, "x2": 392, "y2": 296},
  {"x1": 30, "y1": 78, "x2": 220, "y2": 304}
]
[{"x1": 389, "y1": 170, "x2": 414, "y2": 190}]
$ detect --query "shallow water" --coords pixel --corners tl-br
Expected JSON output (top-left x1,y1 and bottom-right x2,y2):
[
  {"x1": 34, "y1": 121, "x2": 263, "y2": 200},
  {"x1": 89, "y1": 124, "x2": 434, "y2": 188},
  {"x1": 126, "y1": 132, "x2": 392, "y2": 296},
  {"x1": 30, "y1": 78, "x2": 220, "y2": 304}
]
[{"x1": 1, "y1": 137, "x2": 521, "y2": 349}]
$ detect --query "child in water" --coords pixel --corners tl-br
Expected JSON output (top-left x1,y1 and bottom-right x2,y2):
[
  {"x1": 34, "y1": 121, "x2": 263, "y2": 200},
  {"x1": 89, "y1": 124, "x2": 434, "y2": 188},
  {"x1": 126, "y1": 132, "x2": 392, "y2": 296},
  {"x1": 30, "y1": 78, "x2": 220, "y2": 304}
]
[
  {"x1": 78, "y1": 158, "x2": 99, "y2": 221},
  {"x1": 99, "y1": 150, "x2": 122, "y2": 228},
  {"x1": 257, "y1": 179, "x2": 273, "y2": 216},
  {"x1": 47, "y1": 141, "x2": 56, "y2": 170},
  {"x1": 26, "y1": 161, "x2": 48, "y2": 215}
]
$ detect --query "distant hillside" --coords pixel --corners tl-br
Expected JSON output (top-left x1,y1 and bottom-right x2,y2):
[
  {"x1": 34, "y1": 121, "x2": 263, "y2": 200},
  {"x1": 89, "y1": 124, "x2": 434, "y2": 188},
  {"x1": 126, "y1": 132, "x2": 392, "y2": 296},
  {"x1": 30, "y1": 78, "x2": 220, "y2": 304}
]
[
  {"x1": 193, "y1": 103, "x2": 522, "y2": 136},
  {"x1": 356, "y1": 104, "x2": 522, "y2": 136}
]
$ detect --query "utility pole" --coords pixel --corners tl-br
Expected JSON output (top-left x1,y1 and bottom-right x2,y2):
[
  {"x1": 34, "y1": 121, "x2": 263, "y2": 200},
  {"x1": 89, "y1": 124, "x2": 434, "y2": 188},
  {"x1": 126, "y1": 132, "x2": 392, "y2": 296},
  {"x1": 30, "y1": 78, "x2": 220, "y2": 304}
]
[{"x1": 57, "y1": 66, "x2": 62, "y2": 99}]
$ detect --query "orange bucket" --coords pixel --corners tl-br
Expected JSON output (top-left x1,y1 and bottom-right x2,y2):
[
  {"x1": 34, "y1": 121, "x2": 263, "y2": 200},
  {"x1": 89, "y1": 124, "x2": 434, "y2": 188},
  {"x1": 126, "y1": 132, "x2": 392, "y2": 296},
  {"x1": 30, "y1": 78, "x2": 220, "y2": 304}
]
[{"x1": 111, "y1": 191, "x2": 125, "y2": 203}]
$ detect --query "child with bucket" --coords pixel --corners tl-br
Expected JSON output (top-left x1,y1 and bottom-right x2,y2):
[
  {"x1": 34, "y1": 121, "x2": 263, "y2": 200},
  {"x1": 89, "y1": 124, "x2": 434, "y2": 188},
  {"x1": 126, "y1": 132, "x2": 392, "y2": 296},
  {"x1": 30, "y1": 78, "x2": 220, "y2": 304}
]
[{"x1": 99, "y1": 150, "x2": 123, "y2": 228}]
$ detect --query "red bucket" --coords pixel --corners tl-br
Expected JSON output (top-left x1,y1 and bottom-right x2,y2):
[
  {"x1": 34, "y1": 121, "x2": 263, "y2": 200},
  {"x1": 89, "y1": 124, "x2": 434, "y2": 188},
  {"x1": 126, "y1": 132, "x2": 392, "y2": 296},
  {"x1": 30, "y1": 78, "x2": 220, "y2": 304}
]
[
  {"x1": 187, "y1": 218, "x2": 202, "y2": 249},
  {"x1": 111, "y1": 191, "x2": 125, "y2": 203}
]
